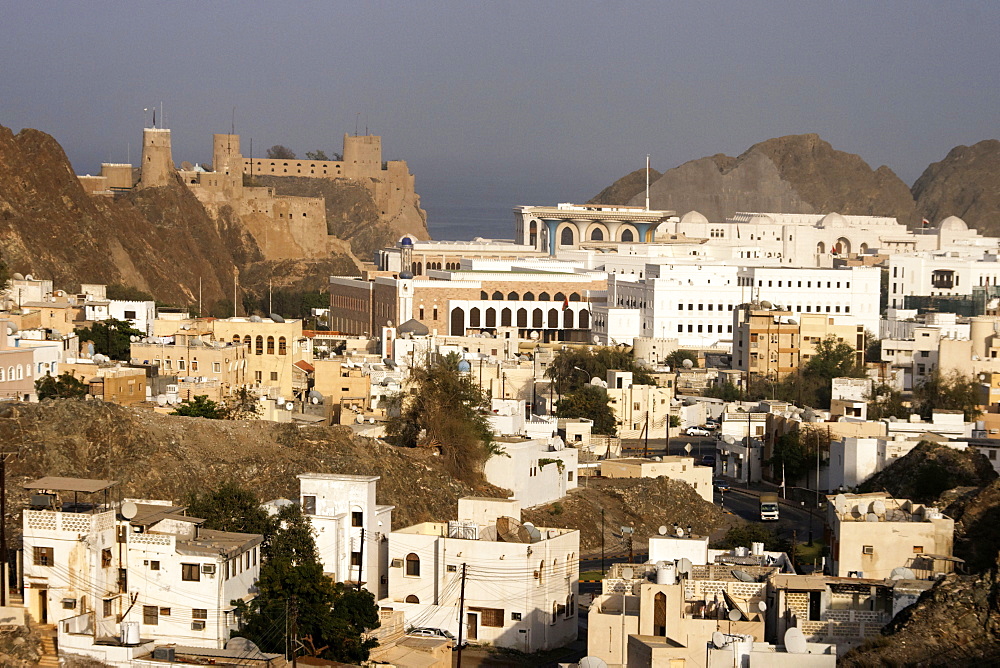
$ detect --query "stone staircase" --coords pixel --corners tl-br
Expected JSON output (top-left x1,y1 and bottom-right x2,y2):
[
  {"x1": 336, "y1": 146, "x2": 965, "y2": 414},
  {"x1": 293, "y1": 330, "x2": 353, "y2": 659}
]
[{"x1": 37, "y1": 625, "x2": 59, "y2": 667}]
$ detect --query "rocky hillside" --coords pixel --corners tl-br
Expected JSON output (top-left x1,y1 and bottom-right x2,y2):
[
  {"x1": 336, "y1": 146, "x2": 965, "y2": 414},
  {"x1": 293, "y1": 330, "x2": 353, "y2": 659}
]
[
  {"x1": 855, "y1": 441, "x2": 997, "y2": 504},
  {"x1": 594, "y1": 134, "x2": 1000, "y2": 232},
  {"x1": 913, "y1": 139, "x2": 1000, "y2": 236},
  {"x1": 0, "y1": 125, "x2": 426, "y2": 312},
  {"x1": 944, "y1": 478, "x2": 1000, "y2": 573},
  {"x1": 841, "y1": 565, "x2": 1000, "y2": 666},
  {"x1": 588, "y1": 166, "x2": 661, "y2": 207}
]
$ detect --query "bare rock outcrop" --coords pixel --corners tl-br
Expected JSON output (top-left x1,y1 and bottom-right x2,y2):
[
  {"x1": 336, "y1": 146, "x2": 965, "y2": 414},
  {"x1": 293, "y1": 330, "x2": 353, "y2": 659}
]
[
  {"x1": 913, "y1": 139, "x2": 1000, "y2": 236},
  {"x1": 588, "y1": 166, "x2": 662, "y2": 206}
]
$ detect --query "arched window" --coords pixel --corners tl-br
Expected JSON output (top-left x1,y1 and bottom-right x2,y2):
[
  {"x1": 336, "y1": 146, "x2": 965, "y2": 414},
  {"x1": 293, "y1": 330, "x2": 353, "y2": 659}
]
[
  {"x1": 470, "y1": 308, "x2": 481, "y2": 328},
  {"x1": 579, "y1": 309, "x2": 590, "y2": 329},
  {"x1": 0, "y1": 368, "x2": 6, "y2": 382},
  {"x1": 538, "y1": 560, "x2": 545, "y2": 585},
  {"x1": 554, "y1": 292, "x2": 566, "y2": 302},
  {"x1": 266, "y1": 336, "x2": 275, "y2": 354},
  {"x1": 816, "y1": 241, "x2": 826, "y2": 255},
  {"x1": 569, "y1": 292, "x2": 581, "y2": 302},
  {"x1": 492, "y1": 291, "x2": 503, "y2": 300},
  {"x1": 405, "y1": 553, "x2": 420, "y2": 577},
  {"x1": 564, "y1": 310, "x2": 575, "y2": 328},
  {"x1": 590, "y1": 227, "x2": 604, "y2": 241},
  {"x1": 523, "y1": 292, "x2": 535, "y2": 301},
  {"x1": 501, "y1": 308, "x2": 512, "y2": 327},
  {"x1": 244, "y1": 335, "x2": 252, "y2": 348},
  {"x1": 16, "y1": 366, "x2": 22, "y2": 380},
  {"x1": 232, "y1": 335, "x2": 241, "y2": 344},
  {"x1": 507, "y1": 291, "x2": 519, "y2": 301},
  {"x1": 450, "y1": 308, "x2": 465, "y2": 335},
  {"x1": 480, "y1": 291, "x2": 488, "y2": 300},
  {"x1": 278, "y1": 337, "x2": 287, "y2": 355},
  {"x1": 405, "y1": 595, "x2": 420, "y2": 604},
  {"x1": 560, "y1": 227, "x2": 573, "y2": 246},
  {"x1": 486, "y1": 308, "x2": 497, "y2": 328},
  {"x1": 517, "y1": 308, "x2": 528, "y2": 327},
  {"x1": 654, "y1": 592, "x2": 667, "y2": 636},
  {"x1": 620, "y1": 228, "x2": 634, "y2": 242},
  {"x1": 548, "y1": 308, "x2": 559, "y2": 328},
  {"x1": 538, "y1": 292, "x2": 549, "y2": 301},
  {"x1": 532, "y1": 309, "x2": 543, "y2": 328},
  {"x1": 529, "y1": 220, "x2": 537, "y2": 246},
  {"x1": 255, "y1": 336, "x2": 264, "y2": 355}
]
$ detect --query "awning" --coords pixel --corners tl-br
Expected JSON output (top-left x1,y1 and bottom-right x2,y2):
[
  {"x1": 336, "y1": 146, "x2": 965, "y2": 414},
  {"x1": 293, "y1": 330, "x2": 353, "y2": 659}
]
[{"x1": 25, "y1": 477, "x2": 117, "y2": 494}]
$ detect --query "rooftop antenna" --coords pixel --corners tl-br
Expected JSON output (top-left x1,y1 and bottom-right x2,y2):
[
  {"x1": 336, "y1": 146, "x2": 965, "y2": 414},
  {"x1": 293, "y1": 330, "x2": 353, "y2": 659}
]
[
  {"x1": 143, "y1": 107, "x2": 148, "y2": 128},
  {"x1": 645, "y1": 154, "x2": 650, "y2": 211},
  {"x1": 160, "y1": 101, "x2": 163, "y2": 128},
  {"x1": 355, "y1": 113, "x2": 360, "y2": 136}
]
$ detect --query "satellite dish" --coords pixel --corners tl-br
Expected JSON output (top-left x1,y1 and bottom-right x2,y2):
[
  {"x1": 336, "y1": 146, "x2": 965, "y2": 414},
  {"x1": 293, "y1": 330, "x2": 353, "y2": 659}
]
[
  {"x1": 760, "y1": 300, "x2": 773, "y2": 309},
  {"x1": 129, "y1": 335, "x2": 138, "y2": 342},
  {"x1": 682, "y1": 358, "x2": 694, "y2": 369},
  {"x1": 677, "y1": 558, "x2": 692, "y2": 578},
  {"x1": 156, "y1": 395, "x2": 167, "y2": 407},
  {"x1": 872, "y1": 499, "x2": 886, "y2": 515},
  {"x1": 675, "y1": 526, "x2": 685, "y2": 537},
  {"x1": 269, "y1": 313, "x2": 286, "y2": 323},
  {"x1": 120, "y1": 501, "x2": 138, "y2": 520},
  {"x1": 579, "y1": 657, "x2": 609, "y2": 668},
  {"x1": 833, "y1": 494, "x2": 848, "y2": 514},
  {"x1": 890, "y1": 567, "x2": 916, "y2": 580},
  {"x1": 784, "y1": 627, "x2": 808, "y2": 654},
  {"x1": 622, "y1": 567, "x2": 635, "y2": 580},
  {"x1": 732, "y1": 569, "x2": 756, "y2": 583},
  {"x1": 866, "y1": 513, "x2": 879, "y2": 522},
  {"x1": 728, "y1": 609, "x2": 742, "y2": 622},
  {"x1": 496, "y1": 516, "x2": 530, "y2": 544},
  {"x1": 522, "y1": 522, "x2": 542, "y2": 542},
  {"x1": 658, "y1": 525, "x2": 668, "y2": 536},
  {"x1": 712, "y1": 631, "x2": 726, "y2": 649},
  {"x1": 227, "y1": 637, "x2": 260, "y2": 654},
  {"x1": 285, "y1": 402, "x2": 294, "y2": 411},
  {"x1": 757, "y1": 601, "x2": 767, "y2": 612}
]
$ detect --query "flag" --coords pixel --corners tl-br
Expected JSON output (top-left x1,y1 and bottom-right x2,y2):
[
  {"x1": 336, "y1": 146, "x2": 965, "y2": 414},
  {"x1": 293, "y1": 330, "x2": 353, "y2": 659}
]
[
  {"x1": 922, "y1": 218, "x2": 930, "y2": 228},
  {"x1": 562, "y1": 296, "x2": 569, "y2": 311}
]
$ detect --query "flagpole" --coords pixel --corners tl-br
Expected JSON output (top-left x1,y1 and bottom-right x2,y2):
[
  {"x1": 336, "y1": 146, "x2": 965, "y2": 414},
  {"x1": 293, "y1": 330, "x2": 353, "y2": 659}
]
[{"x1": 645, "y1": 155, "x2": 650, "y2": 211}]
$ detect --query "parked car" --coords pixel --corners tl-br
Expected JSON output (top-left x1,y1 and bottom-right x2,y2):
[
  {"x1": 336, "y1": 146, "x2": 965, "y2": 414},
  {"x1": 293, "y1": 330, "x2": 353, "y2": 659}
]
[
  {"x1": 713, "y1": 478, "x2": 730, "y2": 492},
  {"x1": 701, "y1": 454, "x2": 717, "y2": 468},
  {"x1": 704, "y1": 419, "x2": 719, "y2": 430},
  {"x1": 408, "y1": 627, "x2": 457, "y2": 642},
  {"x1": 685, "y1": 426, "x2": 711, "y2": 437}
]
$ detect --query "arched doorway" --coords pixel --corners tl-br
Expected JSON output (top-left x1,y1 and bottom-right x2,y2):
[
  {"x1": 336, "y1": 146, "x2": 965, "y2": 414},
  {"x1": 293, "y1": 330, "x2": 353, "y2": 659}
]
[{"x1": 450, "y1": 308, "x2": 464, "y2": 336}]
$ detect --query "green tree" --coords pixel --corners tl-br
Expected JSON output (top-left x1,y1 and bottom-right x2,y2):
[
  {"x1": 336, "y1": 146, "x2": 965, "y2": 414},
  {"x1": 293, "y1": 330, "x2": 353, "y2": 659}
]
[
  {"x1": 913, "y1": 370, "x2": 982, "y2": 421},
  {"x1": 705, "y1": 382, "x2": 742, "y2": 402},
  {"x1": 266, "y1": 145, "x2": 296, "y2": 159},
  {"x1": 171, "y1": 395, "x2": 224, "y2": 419},
  {"x1": 35, "y1": 372, "x2": 89, "y2": 400},
  {"x1": 712, "y1": 524, "x2": 789, "y2": 553},
  {"x1": 557, "y1": 384, "x2": 617, "y2": 435},
  {"x1": 546, "y1": 346, "x2": 654, "y2": 395},
  {"x1": 75, "y1": 318, "x2": 144, "y2": 361},
  {"x1": 665, "y1": 349, "x2": 699, "y2": 370},
  {"x1": 234, "y1": 504, "x2": 379, "y2": 663},
  {"x1": 800, "y1": 336, "x2": 865, "y2": 408},
  {"x1": 185, "y1": 482, "x2": 277, "y2": 540},
  {"x1": 866, "y1": 383, "x2": 911, "y2": 421},
  {"x1": 385, "y1": 353, "x2": 496, "y2": 482},
  {"x1": 305, "y1": 150, "x2": 330, "y2": 161},
  {"x1": 768, "y1": 431, "x2": 811, "y2": 484}
]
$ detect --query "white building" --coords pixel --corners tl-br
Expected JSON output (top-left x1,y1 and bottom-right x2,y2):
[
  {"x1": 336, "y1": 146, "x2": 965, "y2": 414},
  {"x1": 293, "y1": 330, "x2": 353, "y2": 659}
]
[
  {"x1": 594, "y1": 263, "x2": 880, "y2": 348},
  {"x1": 22, "y1": 477, "x2": 261, "y2": 656},
  {"x1": 888, "y1": 247, "x2": 1000, "y2": 309},
  {"x1": 297, "y1": 473, "x2": 393, "y2": 599},
  {"x1": 384, "y1": 497, "x2": 579, "y2": 652},
  {"x1": 109, "y1": 300, "x2": 157, "y2": 335},
  {"x1": 484, "y1": 437, "x2": 578, "y2": 508}
]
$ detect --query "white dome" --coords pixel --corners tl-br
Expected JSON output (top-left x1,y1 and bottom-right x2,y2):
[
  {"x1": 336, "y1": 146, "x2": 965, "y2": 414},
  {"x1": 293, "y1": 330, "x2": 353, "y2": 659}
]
[
  {"x1": 938, "y1": 215, "x2": 968, "y2": 232},
  {"x1": 818, "y1": 212, "x2": 847, "y2": 228},
  {"x1": 679, "y1": 210, "x2": 710, "y2": 225}
]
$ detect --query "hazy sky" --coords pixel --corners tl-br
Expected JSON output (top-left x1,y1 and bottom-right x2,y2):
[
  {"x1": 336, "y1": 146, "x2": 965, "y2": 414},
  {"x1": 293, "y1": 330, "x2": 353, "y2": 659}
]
[{"x1": 2, "y1": 2, "x2": 998, "y2": 238}]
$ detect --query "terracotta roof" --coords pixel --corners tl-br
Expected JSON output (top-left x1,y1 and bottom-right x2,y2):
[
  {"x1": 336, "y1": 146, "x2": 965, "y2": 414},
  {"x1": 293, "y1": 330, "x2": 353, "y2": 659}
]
[{"x1": 293, "y1": 360, "x2": 315, "y2": 373}]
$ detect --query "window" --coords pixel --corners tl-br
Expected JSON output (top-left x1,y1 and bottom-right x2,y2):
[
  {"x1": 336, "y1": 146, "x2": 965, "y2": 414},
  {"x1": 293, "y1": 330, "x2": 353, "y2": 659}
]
[
  {"x1": 103, "y1": 599, "x2": 113, "y2": 618},
  {"x1": 150, "y1": 560, "x2": 160, "y2": 570},
  {"x1": 143, "y1": 605, "x2": 158, "y2": 625},
  {"x1": 913, "y1": 546, "x2": 924, "y2": 553},
  {"x1": 102, "y1": 548, "x2": 112, "y2": 568},
  {"x1": 405, "y1": 553, "x2": 420, "y2": 576},
  {"x1": 278, "y1": 337, "x2": 287, "y2": 355},
  {"x1": 213, "y1": 362, "x2": 221, "y2": 373},
  {"x1": 352, "y1": 511, "x2": 363, "y2": 527},
  {"x1": 182, "y1": 563, "x2": 201, "y2": 581},
  {"x1": 267, "y1": 336, "x2": 275, "y2": 354},
  {"x1": 193, "y1": 608, "x2": 207, "y2": 620},
  {"x1": 254, "y1": 370, "x2": 262, "y2": 383},
  {"x1": 470, "y1": 607, "x2": 504, "y2": 628},
  {"x1": 270, "y1": 372, "x2": 278, "y2": 381},
  {"x1": 405, "y1": 595, "x2": 420, "y2": 604},
  {"x1": 33, "y1": 547, "x2": 53, "y2": 567},
  {"x1": 160, "y1": 608, "x2": 171, "y2": 616},
  {"x1": 511, "y1": 612, "x2": 522, "y2": 621},
  {"x1": 351, "y1": 551, "x2": 362, "y2": 567},
  {"x1": 302, "y1": 495, "x2": 316, "y2": 515},
  {"x1": 862, "y1": 545, "x2": 874, "y2": 555},
  {"x1": 255, "y1": 336, "x2": 263, "y2": 355}
]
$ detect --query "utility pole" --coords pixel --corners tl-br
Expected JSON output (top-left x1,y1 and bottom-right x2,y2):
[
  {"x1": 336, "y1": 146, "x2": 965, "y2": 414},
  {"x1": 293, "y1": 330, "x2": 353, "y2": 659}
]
[
  {"x1": 643, "y1": 409, "x2": 649, "y2": 458},
  {"x1": 601, "y1": 509, "x2": 606, "y2": 577},
  {"x1": 456, "y1": 563, "x2": 468, "y2": 668},
  {"x1": 356, "y1": 527, "x2": 365, "y2": 591},
  {"x1": 289, "y1": 596, "x2": 298, "y2": 668},
  {"x1": 0, "y1": 451, "x2": 11, "y2": 606}
]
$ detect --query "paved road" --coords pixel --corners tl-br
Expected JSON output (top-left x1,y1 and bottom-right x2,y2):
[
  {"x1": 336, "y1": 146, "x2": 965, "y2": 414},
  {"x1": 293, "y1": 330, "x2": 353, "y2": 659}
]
[{"x1": 716, "y1": 486, "x2": 820, "y2": 544}]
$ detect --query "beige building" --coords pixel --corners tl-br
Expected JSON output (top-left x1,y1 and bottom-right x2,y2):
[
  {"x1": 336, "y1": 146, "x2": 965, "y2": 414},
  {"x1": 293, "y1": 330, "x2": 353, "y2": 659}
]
[
  {"x1": 826, "y1": 492, "x2": 955, "y2": 579},
  {"x1": 600, "y1": 457, "x2": 712, "y2": 502},
  {"x1": 130, "y1": 334, "x2": 249, "y2": 400},
  {"x1": 732, "y1": 305, "x2": 865, "y2": 382},
  {"x1": 313, "y1": 359, "x2": 371, "y2": 423},
  {"x1": 605, "y1": 369, "x2": 674, "y2": 439}
]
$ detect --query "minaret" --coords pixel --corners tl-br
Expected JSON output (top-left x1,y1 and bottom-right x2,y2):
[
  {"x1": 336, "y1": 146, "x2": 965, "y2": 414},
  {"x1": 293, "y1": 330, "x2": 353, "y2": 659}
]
[{"x1": 138, "y1": 127, "x2": 174, "y2": 188}]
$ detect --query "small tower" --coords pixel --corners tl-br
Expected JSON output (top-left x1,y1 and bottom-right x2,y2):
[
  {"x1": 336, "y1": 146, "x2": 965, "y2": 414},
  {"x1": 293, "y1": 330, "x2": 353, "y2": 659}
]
[{"x1": 138, "y1": 127, "x2": 174, "y2": 188}]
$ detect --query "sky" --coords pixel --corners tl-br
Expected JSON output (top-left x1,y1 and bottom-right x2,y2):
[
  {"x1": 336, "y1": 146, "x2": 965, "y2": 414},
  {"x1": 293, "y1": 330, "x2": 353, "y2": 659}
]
[{"x1": 2, "y1": 1, "x2": 998, "y2": 240}]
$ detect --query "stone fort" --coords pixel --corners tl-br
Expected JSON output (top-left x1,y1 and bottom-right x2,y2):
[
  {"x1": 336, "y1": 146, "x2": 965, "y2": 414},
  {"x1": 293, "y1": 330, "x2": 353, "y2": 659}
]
[{"x1": 78, "y1": 127, "x2": 427, "y2": 262}]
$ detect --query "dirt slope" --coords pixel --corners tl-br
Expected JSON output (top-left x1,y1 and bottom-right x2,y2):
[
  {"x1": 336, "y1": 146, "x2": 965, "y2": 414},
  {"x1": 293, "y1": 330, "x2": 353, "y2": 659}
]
[{"x1": 913, "y1": 139, "x2": 1000, "y2": 236}]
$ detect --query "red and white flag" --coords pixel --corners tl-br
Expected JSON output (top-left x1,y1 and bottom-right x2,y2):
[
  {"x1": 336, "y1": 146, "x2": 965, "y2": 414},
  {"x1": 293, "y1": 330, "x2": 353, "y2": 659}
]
[{"x1": 562, "y1": 296, "x2": 569, "y2": 311}]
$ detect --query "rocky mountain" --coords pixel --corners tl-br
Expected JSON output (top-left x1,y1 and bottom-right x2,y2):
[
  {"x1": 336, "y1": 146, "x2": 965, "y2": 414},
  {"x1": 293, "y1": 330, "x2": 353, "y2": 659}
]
[
  {"x1": 855, "y1": 441, "x2": 997, "y2": 505},
  {"x1": 0, "y1": 125, "x2": 423, "y2": 312},
  {"x1": 593, "y1": 134, "x2": 1000, "y2": 232},
  {"x1": 913, "y1": 139, "x2": 1000, "y2": 236},
  {"x1": 588, "y1": 166, "x2": 661, "y2": 207}
]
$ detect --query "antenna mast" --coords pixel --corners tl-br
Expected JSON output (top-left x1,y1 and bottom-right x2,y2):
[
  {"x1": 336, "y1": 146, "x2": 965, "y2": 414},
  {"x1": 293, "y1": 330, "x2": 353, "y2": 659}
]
[{"x1": 645, "y1": 154, "x2": 650, "y2": 211}]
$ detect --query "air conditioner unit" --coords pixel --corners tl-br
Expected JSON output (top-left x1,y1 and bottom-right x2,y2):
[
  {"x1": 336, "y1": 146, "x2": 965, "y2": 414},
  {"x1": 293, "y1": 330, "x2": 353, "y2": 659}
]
[
  {"x1": 202, "y1": 564, "x2": 216, "y2": 574},
  {"x1": 391, "y1": 558, "x2": 403, "y2": 568},
  {"x1": 862, "y1": 546, "x2": 874, "y2": 555},
  {"x1": 191, "y1": 621, "x2": 205, "y2": 631},
  {"x1": 447, "y1": 565, "x2": 457, "y2": 573}
]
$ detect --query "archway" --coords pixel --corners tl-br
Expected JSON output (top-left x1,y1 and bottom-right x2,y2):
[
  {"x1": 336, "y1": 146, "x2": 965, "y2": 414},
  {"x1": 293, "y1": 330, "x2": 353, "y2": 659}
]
[
  {"x1": 501, "y1": 308, "x2": 512, "y2": 327},
  {"x1": 589, "y1": 226, "x2": 605, "y2": 241},
  {"x1": 579, "y1": 309, "x2": 590, "y2": 328},
  {"x1": 835, "y1": 237, "x2": 851, "y2": 255},
  {"x1": 517, "y1": 308, "x2": 528, "y2": 327},
  {"x1": 548, "y1": 308, "x2": 559, "y2": 328},
  {"x1": 529, "y1": 220, "x2": 537, "y2": 246},
  {"x1": 485, "y1": 308, "x2": 497, "y2": 328},
  {"x1": 450, "y1": 308, "x2": 465, "y2": 336},
  {"x1": 816, "y1": 241, "x2": 826, "y2": 255},
  {"x1": 564, "y1": 309, "x2": 575, "y2": 328},
  {"x1": 560, "y1": 226, "x2": 574, "y2": 246},
  {"x1": 620, "y1": 228, "x2": 634, "y2": 242},
  {"x1": 532, "y1": 309, "x2": 543, "y2": 328},
  {"x1": 470, "y1": 307, "x2": 481, "y2": 328}
]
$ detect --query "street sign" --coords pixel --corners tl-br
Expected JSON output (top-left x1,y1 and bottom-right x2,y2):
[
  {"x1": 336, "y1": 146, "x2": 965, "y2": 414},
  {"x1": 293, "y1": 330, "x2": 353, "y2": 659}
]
[{"x1": 683, "y1": 443, "x2": 692, "y2": 453}]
